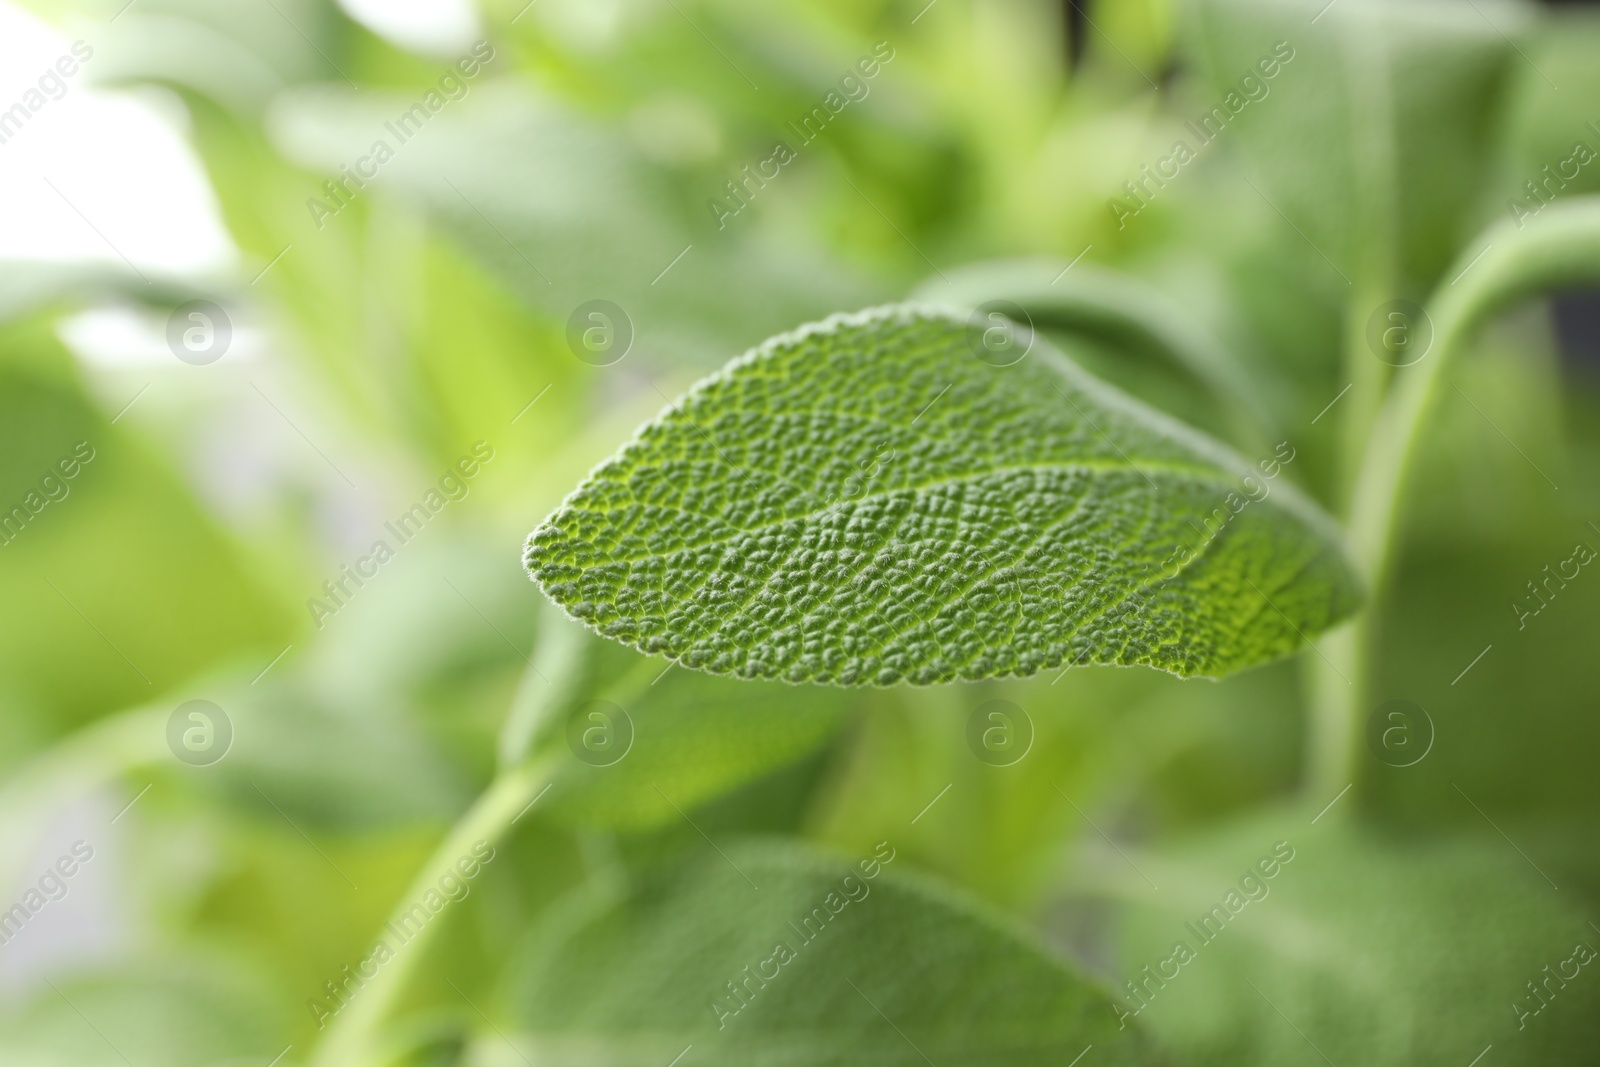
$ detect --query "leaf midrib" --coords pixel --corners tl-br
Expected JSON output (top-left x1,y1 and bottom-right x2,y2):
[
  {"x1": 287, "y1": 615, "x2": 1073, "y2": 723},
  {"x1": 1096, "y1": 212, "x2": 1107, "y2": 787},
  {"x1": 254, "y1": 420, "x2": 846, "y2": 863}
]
[{"x1": 557, "y1": 458, "x2": 1248, "y2": 570}]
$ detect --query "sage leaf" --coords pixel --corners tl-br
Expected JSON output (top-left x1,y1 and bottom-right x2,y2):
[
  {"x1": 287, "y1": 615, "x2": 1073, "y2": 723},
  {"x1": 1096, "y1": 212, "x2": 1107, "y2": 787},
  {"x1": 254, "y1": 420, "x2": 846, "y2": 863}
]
[
  {"x1": 534, "y1": 614, "x2": 850, "y2": 830},
  {"x1": 1187, "y1": 0, "x2": 1522, "y2": 291},
  {"x1": 509, "y1": 842, "x2": 1160, "y2": 1066},
  {"x1": 0, "y1": 964, "x2": 285, "y2": 1067},
  {"x1": 911, "y1": 257, "x2": 1278, "y2": 436},
  {"x1": 268, "y1": 85, "x2": 874, "y2": 367},
  {"x1": 1116, "y1": 816, "x2": 1600, "y2": 1066},
  {"x1": 1350, "y1": 197, "x2": 1600, "y2": 579},
  {"x1": 525, "y1": 305, "x2": 1360, "y2": 685}
]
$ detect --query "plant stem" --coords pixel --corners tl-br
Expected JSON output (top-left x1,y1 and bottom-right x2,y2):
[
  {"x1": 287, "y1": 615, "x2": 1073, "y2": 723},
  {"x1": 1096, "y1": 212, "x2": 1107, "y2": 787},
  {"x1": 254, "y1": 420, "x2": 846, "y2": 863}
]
[
  {"x1": 498, "y1": 600, "x2": 589, "y2": 769},
  {"x1": 315, "y1": 638, "x2": 664, "y2": 1064},
  {"x1": 1305, "y1": 620, "x2": 1362, "y2": 800},
  {"x1": 309, "y1": 756, "x2": 556, "y2": 1067},
  {"x1": 1304, "y1": 283, "x2": 1389, "y2": 801},
  {"x1": 1305, "y1": 303, "x2": 1465, "y2": 800},
  {"x1": 1313, "y1": 201, "x2": 1600, "y2": 797}
]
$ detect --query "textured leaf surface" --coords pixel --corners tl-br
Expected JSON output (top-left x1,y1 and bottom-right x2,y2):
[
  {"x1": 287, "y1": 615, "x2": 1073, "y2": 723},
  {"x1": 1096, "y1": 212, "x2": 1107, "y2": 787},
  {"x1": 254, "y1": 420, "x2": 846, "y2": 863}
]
[
  {"x1": 509, "y1": 842, "x2": 1159, "y2": 1066},
  {"x1": 912, "y1": 257, "x2": 1277, "y2": 435},
  {"x1": 1114, "y1": 815, "x2": 1600, "y2": 1067},
  {"x1": 525, "y1": 306, "x2": 1359, "y2": 684}
]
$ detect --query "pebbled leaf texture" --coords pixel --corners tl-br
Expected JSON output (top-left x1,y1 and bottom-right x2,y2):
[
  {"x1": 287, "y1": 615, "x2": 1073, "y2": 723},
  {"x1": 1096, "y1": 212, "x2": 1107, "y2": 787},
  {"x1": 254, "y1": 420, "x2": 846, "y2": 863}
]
[{"x1": 525, "y1": 306, "x2": 1360, "y2": 685}]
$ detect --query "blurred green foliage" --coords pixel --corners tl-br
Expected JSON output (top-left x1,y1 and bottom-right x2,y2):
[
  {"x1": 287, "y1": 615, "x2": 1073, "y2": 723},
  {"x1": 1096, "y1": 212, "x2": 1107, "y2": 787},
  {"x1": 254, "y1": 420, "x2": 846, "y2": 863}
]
[{"x1": 2, "y1": 0, "x2": 1600, "y2": 1064}]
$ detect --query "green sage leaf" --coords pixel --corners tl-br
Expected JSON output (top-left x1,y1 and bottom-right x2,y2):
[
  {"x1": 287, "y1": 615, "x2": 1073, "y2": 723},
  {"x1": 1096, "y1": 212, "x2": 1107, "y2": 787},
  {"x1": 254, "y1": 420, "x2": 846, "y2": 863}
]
[
  {"x1": 1116, "y1": 815, "x2": 1600, "y2": 1066},
  {"x1": 1186, "y1": 0, "x2": 1522, "y2": 292},
  {"x1": 534, "y1": 613, "x2": 851, "y2": 830},
  {"x1": 508, "y1": 842, "x2": 1160, "y2": 1066},
  {"x1": 525, "y1": 305, "x2": 1359, "y2": 685}
]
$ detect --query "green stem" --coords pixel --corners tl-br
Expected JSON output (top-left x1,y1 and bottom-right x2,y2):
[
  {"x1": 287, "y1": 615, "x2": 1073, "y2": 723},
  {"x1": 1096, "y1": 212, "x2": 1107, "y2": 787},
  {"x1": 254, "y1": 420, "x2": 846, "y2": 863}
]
[
  {"x1": 1305, "y1": 620, "x2": 1365, "y2": 800},
  {"x1": 315, "y1": 632, "x2": 666, "y2": 1064},
  {"x1": 1301, "y1": 20, "x2": 1407, "y2": 802},
  {"x1": 1305, "y1": 276, "x2": 1391, "y2": 799},
  {"x1": 309, "y1": 756, "x2": 556, "y2": 1067},
  {"x1": 1352, "y1": 207, "x2": 1600, "y2": 597},
  {"x1": 497, "y1": 600, "x2": 588, "y2": 769},
  {"x1": 1313, "y1": 200, "x2": 1600, "y2": 797}
]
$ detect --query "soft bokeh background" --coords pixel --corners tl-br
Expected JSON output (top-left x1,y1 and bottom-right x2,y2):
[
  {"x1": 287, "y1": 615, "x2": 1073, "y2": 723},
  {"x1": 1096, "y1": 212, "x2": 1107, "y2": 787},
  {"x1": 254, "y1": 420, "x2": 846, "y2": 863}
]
[{"x1": 3, "y1": 0, "x2": 1600, "y2": 1063}]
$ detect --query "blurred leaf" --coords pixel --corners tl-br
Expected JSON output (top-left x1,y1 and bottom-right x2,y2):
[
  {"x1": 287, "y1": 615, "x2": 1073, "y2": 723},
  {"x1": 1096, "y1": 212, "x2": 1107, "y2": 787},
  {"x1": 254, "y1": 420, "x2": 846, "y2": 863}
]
[
  {"x1": 0, "y1": 321, "x2": 293, "y2": 725},
  {"x1": 1350, "y1": 197, "x2": 1600, "y2": 575},
  {"x1": 1421, "y1": 196, "x2": 1600, "y2": 351},
  {"x1": 207, "y1": 676, "x2": 472, "y2": 832},
  {"x1": 0, "y1": 263, "x2": 190, "y2": 327},
  {"x1": 82, "y1": 0, "x2": 367, "y2": 114},
  {"x1": 913, "y1": 256, "x2": 1278, "y2": 441},
  {"x1": 506, "y1": 841, "x2": 1160, "y2": 1065},
  {"x1": 5, "y1": 3, "x2": 1600, "y2": 1064},
  {"x1": 1185, "y1": 0, "x2": 1521, "y2": 292},
  {"x1": 1115, "y1": 813, "x2": 1600, "y2": 1066},
  {"x1": 0, "y1": 961, "x2": 287, "y2": 1067},
  {"x1": 1500, "y1": 9, "x2": 1600, "y2": 210},
  {"x1": 0, "y1": 706, "x2": 166, "y2": 905},
  {"x1": 1359, "y1": 333, "x2": 1600, "y2": 826},
  {"x1": 176, "y1": 815, "x2": 441, "y2": 1043},
  {"x1": 526, "y1": 305, "x2": 1360, "y2": 684},
  {"x1": 533, "y1": 613, "x2": 851, "y2": 831},
  {"x1": 266, "y1": 83, "x2": 878, "y2": 368}
]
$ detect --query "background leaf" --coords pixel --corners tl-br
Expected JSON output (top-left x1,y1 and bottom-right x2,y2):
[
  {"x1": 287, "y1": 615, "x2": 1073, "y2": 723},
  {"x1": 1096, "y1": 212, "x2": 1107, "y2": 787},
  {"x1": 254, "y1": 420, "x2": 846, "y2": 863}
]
[
  {"x1": 534, "y1": 614, "x2": 853, "y2": 831},
  {"x1": 1184, "y1": 0, "x2": 1522, "y2": 293},
  {"x1": 912, "y1": 257, "x2": 1278, "y2": 443},
  {"x1": 506, "y1": 841, "x2": 1160, "y2": 1066},
  {"x1": 266, "y1": 83, "x2": 879, "y2": 369},
  {"x1": 0, "y1": 962, "x2": 287, "y2": 1067},
  {"x1": 1113, "y1": 813, "x2": 1600, "y2": 1067}
]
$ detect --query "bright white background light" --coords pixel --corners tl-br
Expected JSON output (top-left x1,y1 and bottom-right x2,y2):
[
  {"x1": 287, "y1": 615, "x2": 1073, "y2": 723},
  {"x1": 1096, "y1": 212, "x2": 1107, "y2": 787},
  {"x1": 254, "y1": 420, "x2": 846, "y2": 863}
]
[
  {"x1": 0, "y1": 1, "x2": 236, "y2": 277},
  {"x1": 335, "y1": 0, "x2": 482, "y2": 56}
]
